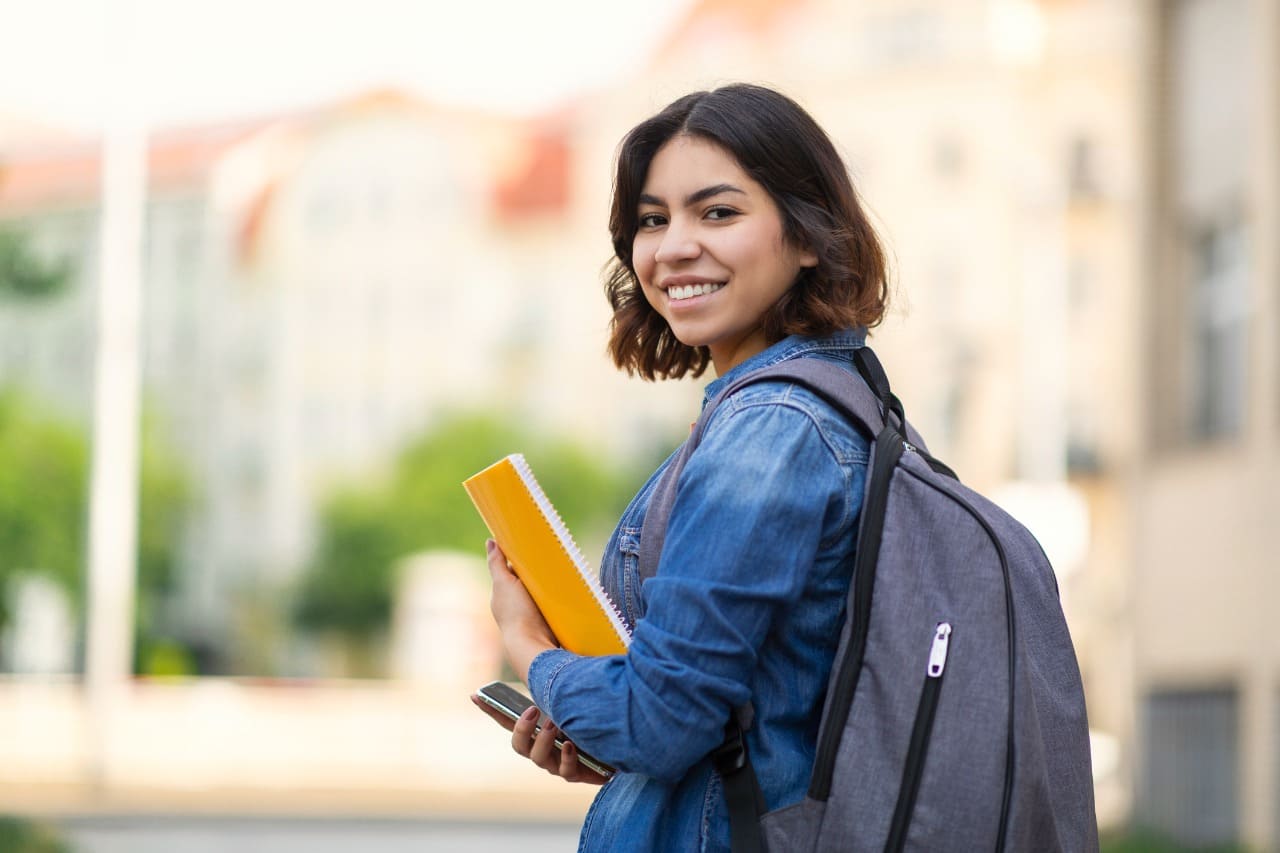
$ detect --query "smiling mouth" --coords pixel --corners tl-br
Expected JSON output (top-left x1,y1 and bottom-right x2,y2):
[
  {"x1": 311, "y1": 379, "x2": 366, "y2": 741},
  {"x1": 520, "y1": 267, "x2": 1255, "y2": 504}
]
[{"x1": 667, "y1": 282, "x2": 725, "y2": 301}]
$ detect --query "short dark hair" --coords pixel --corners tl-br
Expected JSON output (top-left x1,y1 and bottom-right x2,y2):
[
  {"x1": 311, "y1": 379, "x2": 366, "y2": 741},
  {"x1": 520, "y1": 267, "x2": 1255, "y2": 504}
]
[{"x1": 605, "y1": 83, "x2": 889, "y2": 380}]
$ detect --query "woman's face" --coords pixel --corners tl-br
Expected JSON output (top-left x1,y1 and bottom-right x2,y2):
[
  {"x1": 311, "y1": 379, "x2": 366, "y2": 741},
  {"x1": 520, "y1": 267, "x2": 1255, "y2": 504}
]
[{"x1": 632, "y1": 135, "x2": 816, "y2": 375}]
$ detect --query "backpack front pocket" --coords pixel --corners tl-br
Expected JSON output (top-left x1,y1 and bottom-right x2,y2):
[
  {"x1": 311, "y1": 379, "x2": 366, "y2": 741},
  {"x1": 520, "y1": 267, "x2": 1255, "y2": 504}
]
[{"x1": 884, "y1": 621, "x2": 952, "y2": 853}]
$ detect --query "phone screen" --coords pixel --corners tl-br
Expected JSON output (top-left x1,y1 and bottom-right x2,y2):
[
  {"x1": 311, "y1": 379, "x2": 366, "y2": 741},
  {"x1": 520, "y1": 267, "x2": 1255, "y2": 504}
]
[
  {"x1": 474, "y1": 681, "x2": 615, "y2": 778},
  {"x1": 476, "y1": 681, "x2": 537, "y2": 720}
]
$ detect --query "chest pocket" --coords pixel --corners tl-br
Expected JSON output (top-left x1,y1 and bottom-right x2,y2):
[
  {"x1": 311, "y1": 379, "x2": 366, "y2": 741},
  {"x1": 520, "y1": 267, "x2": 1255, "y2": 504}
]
[{"x1": 617, "y1": 527, "x2": 645, "y2": 623}]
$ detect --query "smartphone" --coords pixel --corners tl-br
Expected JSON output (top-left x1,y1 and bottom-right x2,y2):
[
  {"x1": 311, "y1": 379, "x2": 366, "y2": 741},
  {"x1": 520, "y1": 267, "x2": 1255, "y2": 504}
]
[{"x1": 474, "y1": 681, "x2": 615, "y2": 778}]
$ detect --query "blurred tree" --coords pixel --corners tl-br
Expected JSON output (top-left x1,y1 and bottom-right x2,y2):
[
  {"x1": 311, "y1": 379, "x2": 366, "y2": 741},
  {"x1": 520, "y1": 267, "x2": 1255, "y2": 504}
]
[
  {"x1": 133, "y1": 415, "x2": 194, "y2": 675},
  {"x1": 0, "y1": 228, "x2": 72, "y2": 300},
  {"x1": 0, "y1": 816, "x2": 71, "y2": 853},
  {"x1": 0, "y1": 391, "x2": 191, "y2": 671},
  {"x1": 294, "y1": 411, "x2": 638, "y2": 662},
  {"x1": 1100, "y1": 828, "x2": 1245, "y2": 852},
  {"x1": 0, "y1": 393, "x2": 88, "y2": 626}
]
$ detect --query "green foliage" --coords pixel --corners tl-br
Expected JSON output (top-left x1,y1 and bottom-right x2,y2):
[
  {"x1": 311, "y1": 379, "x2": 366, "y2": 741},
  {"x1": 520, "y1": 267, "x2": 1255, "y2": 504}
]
[
  {"x1": 0, "y1": 816, "x2": 70, "y2": 853},
  {"x1": 0, "y1": 393, "x2": 89, "y2": 626},
  {"x1": 292, "y1": 491, "x2": 404, "y2": 638},
  {"x1": 0, "y1": 391, "x2": 191, "y2": 670},
  {"x1": 1100, "y1": 828, "x2": 1247, "y2": 853},
  {"x1": 294, "y1": 411, "x2": 638, "y2": 643},
  {"x1": 0, "y1": 229, "x2": 72, "y2": 300},
  {"x1": 139, "y1": 638, "x2": 197, "y2": 678},
  {"x1": 133, "y1": 420, "x2": 192, "y2": 669}
]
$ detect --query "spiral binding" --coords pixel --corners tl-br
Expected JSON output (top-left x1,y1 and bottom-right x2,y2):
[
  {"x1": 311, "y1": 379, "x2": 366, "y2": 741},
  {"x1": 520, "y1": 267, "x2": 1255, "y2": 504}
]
[{"x1": 510, "y1": 454, "x2": 632, "y2": 647}]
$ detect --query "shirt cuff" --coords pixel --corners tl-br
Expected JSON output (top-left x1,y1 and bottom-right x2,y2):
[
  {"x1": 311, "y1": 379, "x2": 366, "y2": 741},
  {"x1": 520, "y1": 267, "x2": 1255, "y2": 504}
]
[{"x1": 527, "y1": 647, "x2": 577, "y2": 710}]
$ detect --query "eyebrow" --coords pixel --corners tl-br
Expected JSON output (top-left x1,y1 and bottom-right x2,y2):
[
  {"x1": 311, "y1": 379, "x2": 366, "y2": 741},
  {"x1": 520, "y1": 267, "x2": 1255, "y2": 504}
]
[{"x1": 638, "y1": 183, "x2": 747, "y2": 209}]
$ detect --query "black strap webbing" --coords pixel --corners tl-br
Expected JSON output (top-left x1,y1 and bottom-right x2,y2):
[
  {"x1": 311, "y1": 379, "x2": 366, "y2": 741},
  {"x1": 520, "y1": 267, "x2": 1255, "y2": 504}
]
[{"x1": 712, "y1": 718, "x2": 768, "y2": 853}]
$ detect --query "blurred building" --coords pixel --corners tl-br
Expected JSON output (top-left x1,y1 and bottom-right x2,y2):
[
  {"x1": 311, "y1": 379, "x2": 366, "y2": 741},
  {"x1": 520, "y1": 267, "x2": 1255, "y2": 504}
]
[
  {"x1": 1, "y1": 0, "x2": 1275, "y2": 841},
  {"x1": 568, "y1": 0, "x2": 1142, "y2": 826},
  {"x1": 574, "y1": 0, "x2": 1275, "y2": 844},
  {"x1": 0, "y1": 92, "x2": 697, "y2": 672},
  {"x1": 1134, "y1": 0, "x2": 1279, "y2": 847}
]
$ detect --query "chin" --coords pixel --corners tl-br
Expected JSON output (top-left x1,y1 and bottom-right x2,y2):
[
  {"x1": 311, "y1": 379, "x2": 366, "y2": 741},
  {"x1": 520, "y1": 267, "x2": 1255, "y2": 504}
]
[{"x1": 667, "y1": 330, "x2": 713, "y2": 350}]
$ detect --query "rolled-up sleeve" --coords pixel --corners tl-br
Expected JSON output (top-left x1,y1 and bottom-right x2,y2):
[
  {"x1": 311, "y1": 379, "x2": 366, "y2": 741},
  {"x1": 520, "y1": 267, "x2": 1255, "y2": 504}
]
[{"x1": 527, "y1": 399, "x2": 846, "y2": 783}]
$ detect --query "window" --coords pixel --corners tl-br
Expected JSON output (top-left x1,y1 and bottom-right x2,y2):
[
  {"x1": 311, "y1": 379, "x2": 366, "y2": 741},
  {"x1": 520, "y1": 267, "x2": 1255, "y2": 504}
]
[
  {"x1": 1152, "y1": 0, "x2": 1254, "y2": 449},
  {"x1": 1066, "y1": 136, "x2": 1100, "y2": 201},
  {"x1": 306, "y1": 189, "x2": 345, "y2": 235},
  {"x1": 932, "y1": 133, "x2": 965, "y2": 179},
  {"x1": 1189, "y1": 215, "x2": 1248, "y2": 439},
  {"x1": 857, "y1": 8, "x2": 946, "y2": 67},
  {"x1": 1139, "y1": 688, "x2": 1239, "y2": 846}
]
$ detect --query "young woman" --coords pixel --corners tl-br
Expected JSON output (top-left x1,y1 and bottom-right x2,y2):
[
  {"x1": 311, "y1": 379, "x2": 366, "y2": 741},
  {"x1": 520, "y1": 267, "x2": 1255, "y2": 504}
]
[{"x1": 475, "y1": 83, "x2": 889, "y2": 852}]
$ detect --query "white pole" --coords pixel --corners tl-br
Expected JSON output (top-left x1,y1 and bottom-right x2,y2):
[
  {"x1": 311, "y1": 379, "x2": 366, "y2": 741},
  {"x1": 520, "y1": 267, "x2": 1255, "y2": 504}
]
[{"x1": 85, "y1": 0, "x2": 147, "y2": 788}]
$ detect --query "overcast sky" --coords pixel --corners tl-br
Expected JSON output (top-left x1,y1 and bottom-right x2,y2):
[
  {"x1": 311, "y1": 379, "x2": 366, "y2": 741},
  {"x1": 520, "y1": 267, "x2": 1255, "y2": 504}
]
[{"x1": 0, "y1": 0, "x2": 696, "y2": 133}]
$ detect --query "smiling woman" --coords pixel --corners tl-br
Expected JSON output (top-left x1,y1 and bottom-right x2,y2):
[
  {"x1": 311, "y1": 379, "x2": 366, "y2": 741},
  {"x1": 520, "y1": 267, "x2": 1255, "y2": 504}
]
[
  {"x1": 476, "y1": 84, "x2": 888, "y2": 853},
  {"x1": 603, "y1": 85, "x2": 888, "y2": 382},
  {"x1": 631, "y1": 136, "x2": 818, "y2": 375}
]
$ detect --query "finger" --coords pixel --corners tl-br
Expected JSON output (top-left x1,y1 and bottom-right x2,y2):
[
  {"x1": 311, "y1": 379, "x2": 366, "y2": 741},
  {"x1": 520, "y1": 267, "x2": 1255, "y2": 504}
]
[
  {"x1": 511, "y1": 705, "x2": 539, "y2": 757},
  {"x1": 529, "y1": 720, "x2": 562, "y2": 773},
  {"x1": 470, "y1": 695, "x2": 517, "y2": 732},
  {"x1": 560, "y1": 741, "x2": 610, "y2": 786},
  {"x1": 486, "y1": 541, "x2": 526, "y2": 606},
  {"x1": 559, "y1": 738, "x2": 584, "y2": 781},
  {"x1": 486, "y1": 539, "x2": 514, "y2": 578}
]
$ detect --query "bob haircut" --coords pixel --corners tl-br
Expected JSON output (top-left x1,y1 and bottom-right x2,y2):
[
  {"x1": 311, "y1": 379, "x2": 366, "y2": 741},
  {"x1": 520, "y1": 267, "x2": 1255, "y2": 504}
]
[{"x1": 605, "y1": 84, "x2": 889, "y2": 380}]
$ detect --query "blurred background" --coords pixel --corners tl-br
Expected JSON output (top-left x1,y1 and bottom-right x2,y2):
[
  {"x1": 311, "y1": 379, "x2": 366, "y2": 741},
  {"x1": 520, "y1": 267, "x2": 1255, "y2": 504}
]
[{"x1": 0, "y1": 0, "x2": 1275, "y2": 850}]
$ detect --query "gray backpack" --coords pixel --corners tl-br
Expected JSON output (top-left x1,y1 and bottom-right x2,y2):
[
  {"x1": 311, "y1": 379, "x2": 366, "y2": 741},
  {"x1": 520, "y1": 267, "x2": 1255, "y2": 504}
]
[{"x1": 638, "y1": 347, "x2": 1098, "y2": 852}]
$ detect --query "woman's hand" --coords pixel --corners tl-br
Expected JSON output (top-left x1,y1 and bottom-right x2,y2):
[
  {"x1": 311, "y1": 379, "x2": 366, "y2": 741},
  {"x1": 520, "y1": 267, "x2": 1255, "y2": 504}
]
[
  {"x1": 484, "y1": 539, "x2": 557, "y2": 684},
  {"x1": 480, "y1": 540, "x2": 606, "y2": 783},
  {"x1": 469, "y1": 695, "x2": 610, "y2": 786}
]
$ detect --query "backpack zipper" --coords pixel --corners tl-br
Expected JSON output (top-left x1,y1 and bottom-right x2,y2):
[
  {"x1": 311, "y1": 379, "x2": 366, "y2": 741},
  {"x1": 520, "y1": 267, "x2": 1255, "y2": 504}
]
[
  {"x1": 883, "y1": 623, "x2": 953, "y2": 853},
  {"x1": 903, "y1": 439, "x2": 960, "y2": 480},
  {"x1": 807, "y1": 429, "x2": 1014, "y2": 852},
  {"x1": 905, "y1": 470, "x2": 1019, "y2": 853}
]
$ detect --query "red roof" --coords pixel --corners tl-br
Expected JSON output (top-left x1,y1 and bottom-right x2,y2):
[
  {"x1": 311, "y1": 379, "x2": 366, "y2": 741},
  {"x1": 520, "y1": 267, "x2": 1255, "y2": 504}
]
[
  {"x1": 492, "y1": 128, "x2": 573, "y2": 221},
  {"x1": 0, "y1": 90, "x2": 450, "y2": 214},
  {"x1": 0, "y1": 119, "x2": 269, "y2": 213},
  {"x1": 0, "y1": 88, "x2": 573, "y2": 231},
  {"x1": 654, "y1": 0, "x2": 804, "y2": 60}
]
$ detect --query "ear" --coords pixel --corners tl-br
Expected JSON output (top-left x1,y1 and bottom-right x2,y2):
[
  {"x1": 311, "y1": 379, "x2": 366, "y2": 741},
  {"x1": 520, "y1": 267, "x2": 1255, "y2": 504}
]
[{"x1": 798, "y1": 247, "x2": 819, "y2": 269}]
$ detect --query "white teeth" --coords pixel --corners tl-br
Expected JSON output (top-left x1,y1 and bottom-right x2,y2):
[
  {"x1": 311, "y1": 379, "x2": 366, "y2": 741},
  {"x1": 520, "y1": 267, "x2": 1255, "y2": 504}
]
[{"x1": 668, "y1": 282, "x2": 725, "y2": 301}]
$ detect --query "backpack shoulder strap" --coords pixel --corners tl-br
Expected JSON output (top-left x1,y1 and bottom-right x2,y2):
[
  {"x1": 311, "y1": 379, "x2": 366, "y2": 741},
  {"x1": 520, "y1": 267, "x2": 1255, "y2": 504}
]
[
  {"x1": 632, "y1": 350, "x2": 893, "y2": 853},
  {"x1": 637, "y1": 352, "x2": 888, "y2": 583}
]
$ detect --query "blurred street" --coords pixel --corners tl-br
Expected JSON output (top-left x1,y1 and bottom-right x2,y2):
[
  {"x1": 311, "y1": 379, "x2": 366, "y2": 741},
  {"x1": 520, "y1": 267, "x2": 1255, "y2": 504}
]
[
  {"x1": 56, "y1": 815, "x2": 580, "y2": 853},
  {"x1": 0, "y1": 675, "x2": 598, "y2": 853}
]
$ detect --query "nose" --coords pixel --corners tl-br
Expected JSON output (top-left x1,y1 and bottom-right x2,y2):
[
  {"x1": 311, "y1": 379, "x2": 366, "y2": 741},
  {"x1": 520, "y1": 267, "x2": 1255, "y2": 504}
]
[{"x1": 652, "y1": 218, "x2": 701, "y2": 265}]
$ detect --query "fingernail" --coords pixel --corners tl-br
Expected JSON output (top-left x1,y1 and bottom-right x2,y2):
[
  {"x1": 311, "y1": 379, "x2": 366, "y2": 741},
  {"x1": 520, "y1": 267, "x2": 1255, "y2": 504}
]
[
  {"x1": 520, "y1": 706, "x2": 538, "y2": 722},
  {"x1": 564, "y1": 743, "x2": 576, "y2": 756},
  {"x1": 486, "y1": 539, "x2": 496, "y2": 553}
]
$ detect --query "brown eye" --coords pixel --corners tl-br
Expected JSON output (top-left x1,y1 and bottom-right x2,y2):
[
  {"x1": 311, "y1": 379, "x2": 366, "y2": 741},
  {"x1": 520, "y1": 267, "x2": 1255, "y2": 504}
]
[{"x1": 705, "y1": 207, "x2": 738, "y2": 221}]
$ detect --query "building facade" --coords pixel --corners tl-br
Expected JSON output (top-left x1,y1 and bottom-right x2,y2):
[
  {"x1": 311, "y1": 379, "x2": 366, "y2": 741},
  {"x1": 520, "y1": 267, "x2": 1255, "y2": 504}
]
[
  {"x1": 3, "y1": 1, "x2": 1276, "y2": 840},
  {"x1": 0, "y1": 93, "x2": 698, "y2": 671},
  {"x1": 1135, "y1": 0, "x2": 1280, "y2": 846},
  {"x1": 574, "y1": 0, "x2": 1278, "y2": 841}
]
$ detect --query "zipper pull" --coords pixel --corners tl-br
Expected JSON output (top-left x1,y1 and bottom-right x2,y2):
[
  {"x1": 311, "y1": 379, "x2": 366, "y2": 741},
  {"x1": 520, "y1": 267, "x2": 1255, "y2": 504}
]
[
  {"x1": 927, "y1": 622, "x2": 952, "y2": 678},
  {"x1": 902, "y1": 439, "x2": 916, "y2": 453}
]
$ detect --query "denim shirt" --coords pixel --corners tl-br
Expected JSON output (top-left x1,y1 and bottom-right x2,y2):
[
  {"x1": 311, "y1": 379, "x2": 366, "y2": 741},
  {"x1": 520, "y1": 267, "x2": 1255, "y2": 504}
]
[{"x1": 527, "y1": 330, "x2": 870, "y2": 853}]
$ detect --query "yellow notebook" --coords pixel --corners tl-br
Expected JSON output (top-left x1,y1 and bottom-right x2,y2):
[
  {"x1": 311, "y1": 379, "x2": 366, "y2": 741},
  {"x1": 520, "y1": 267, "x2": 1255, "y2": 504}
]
[{"x1": 463, "y1": 454, "x2": 631, "y2": 656}]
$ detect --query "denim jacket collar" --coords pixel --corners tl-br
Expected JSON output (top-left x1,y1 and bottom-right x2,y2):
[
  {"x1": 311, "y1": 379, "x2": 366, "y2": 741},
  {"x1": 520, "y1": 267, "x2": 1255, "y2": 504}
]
[{"x1": 702, "y1": 329, "x2": 866, "y2": 408}]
